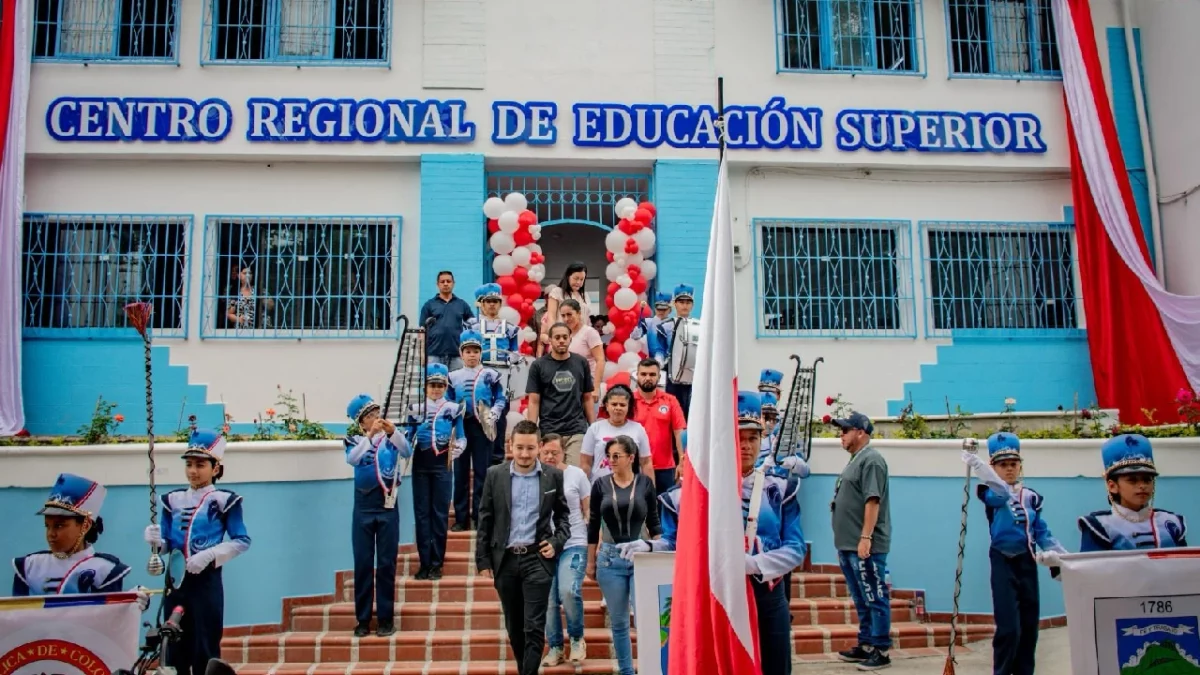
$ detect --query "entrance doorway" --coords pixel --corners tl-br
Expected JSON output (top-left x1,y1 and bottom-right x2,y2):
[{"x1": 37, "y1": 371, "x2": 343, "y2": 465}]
[{"x1": 485, "y1": 171, "x2": 653, "y2": 315}]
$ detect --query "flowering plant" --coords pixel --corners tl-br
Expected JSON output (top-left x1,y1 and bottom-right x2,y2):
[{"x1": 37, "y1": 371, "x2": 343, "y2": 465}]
[
  {"x1": 123, "y1": 302, "x2": 153, "y2": 339},
  {"x1": 824, "y1": 393, "x2": 855, "y2": 421},
  {"x1": 1176, "y1": 387, "x2": 1200, "y2": 428}
]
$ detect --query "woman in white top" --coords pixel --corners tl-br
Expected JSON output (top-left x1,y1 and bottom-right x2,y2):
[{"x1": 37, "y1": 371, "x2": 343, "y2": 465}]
[
  {"x1": 581, "y1": 384, "x2": 653, "y2": 480},
  {"x1": 542, "y1": 262, "x2": 592, "y2": 348},
  {"x1": 560, "y1": 299, "x2": 605, "y2": 395},
  {"x1": 539, "y1": 433, "x2": 592, "y2": 667}
]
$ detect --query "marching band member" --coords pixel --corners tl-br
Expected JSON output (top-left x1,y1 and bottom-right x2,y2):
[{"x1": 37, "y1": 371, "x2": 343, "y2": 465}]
[
  {"x1": 465, "y1": 283, "x2": 520, "y2": 463},
  {"x1": 12, "y1": 473, "x2": 149, "y2": 611},
  {"x1": 449, "y1": 329, "x2": 508, "y2": 532},
  {"x1": 755, "y1": 391, "x2": 810, "y2": 481},
  {"x1": 1064, "y1": 434, "x2": 1187, "y2": 553},
  {"x1": 759, "y1": 368, "x2": 783, "y2": 398},
  {"x1": 632, "y1": 292, "x2": 672, "y2": 344},
  {"x1": 408, "y1": 363, "x2": 466, "y2": 580},
  {"x1": 759, "y1": 391, "x2": 781, "y2": 456},
  {"x1": 345, "y1": 394, "x2": 413, "y2": 637},
  {"x1": 962, "y1": 433, "x2": 1067, "y2": 675},
  {"x1": 649, "y1": 284, "x2": 696, "y2": 418},
  {"x1": 144, "y1": 429, "x2": 251, "y2": 675}
]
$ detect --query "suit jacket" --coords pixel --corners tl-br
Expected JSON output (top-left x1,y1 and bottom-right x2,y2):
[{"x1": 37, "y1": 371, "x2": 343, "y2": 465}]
[{"x1": 475, "y1": 461, "x2": 571, "y2": 574}]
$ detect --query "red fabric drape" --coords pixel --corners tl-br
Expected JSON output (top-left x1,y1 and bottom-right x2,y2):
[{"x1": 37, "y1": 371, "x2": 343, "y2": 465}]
[
  {"x1": 1062, "y1": 0, "x2": 1189, "y2": 425},
  {"x1": 0, "y1": 0, "x2": 16, "y2": 159}
]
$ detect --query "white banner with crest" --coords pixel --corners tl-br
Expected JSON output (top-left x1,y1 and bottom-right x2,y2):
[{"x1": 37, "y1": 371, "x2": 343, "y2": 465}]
[{"x1": 0, "y1": 593, "x2": 140, "y2": 675}]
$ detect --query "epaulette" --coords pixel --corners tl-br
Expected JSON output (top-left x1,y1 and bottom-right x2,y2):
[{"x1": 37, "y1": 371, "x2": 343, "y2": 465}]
[{"x1": 1079, "y1": 510, "x2": 1113, "y2": 545}]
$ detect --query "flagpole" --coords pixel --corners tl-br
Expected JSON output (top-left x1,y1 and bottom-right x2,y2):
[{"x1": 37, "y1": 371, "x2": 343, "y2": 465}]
[{"x1": 716, "y1": 77, "x2": 726, "y2": 160}]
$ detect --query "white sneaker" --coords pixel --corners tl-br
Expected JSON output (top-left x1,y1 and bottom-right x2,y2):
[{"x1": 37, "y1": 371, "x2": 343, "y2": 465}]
[
  {"x1": 541, "y1": 647, "x2": 564, "y2": 667},
  {"x1": 569, "y1": 638, "x2": 587, "y2": 663},
  {"x1": 600, "y1": 596, "x2": 607, "y2": 609}
]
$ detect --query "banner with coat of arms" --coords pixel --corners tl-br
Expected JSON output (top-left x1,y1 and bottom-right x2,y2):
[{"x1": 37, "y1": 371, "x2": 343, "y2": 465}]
[
  {"x1": 1061, "y1": 548, "x2": 1200, "y2": 675},
  {"x1": 0, "y1": 594, "x2": 140, "y2": 675}
]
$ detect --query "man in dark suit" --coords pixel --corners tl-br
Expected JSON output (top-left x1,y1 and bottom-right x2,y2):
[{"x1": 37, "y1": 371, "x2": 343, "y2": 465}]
[{"x1": 476, "y1": 419, "x2": 571, "y2": 675}]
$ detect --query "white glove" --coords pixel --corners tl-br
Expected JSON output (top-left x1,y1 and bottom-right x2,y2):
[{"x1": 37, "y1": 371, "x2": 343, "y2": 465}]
[
  {"x1": 1035, "y1": 550, "x2": 1062, "y2": 568},
  {"x1": 617, "y1": 540, "x2": 651, "y2": 561},
  {"x1": 144, "y1": 524, "x2": 164, "y2": 548},
  {"x1": 961, "y1": 450, "x2": 986, "y2": 471},
  {"x1": 451, "y1": 445, "x2": 465, "y2": 462},
  {"x1": 780, "y1": 455, "x2": 807, "y2": 472},
  {"x1": 745, "y1": 553, "x2": 761, "y2": 576},
  {"x1": 185, "y1": 548, "x2": 217, "y2": 574},
  {"x1": 135, "y1": 586, "x2": 151, "y2": 612}
]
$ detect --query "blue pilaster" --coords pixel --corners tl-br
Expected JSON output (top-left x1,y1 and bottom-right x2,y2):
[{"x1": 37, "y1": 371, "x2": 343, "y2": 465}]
[
  {"x1": 653, "y1": 160, "x2": 719, "y2": 313},
  {"x1": 419, "y1": 154, "x2": 486, "y2": 301}
]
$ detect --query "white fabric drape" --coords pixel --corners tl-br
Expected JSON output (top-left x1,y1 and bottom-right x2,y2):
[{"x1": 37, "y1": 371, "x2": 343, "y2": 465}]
[
  {"x1": 0, "y1": 0, "x2": 31, "y2": 435},
  {"x1": 1052, "y1": 0, "x2": 1200, "y2": 391}
]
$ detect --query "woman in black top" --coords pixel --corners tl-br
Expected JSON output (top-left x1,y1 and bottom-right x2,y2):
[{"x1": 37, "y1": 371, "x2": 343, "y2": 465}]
[{"x1": 585, "y1": 436, "x2": 660, "y2": 675}]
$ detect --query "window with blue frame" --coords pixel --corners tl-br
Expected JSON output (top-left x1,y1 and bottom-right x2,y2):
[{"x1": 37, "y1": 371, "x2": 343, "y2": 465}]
[
  {"x1": 33, "y1": 0, "x2": 177, "y2": 62},
  {"x1": 201, "y1": 216, "x2": 398, "y2": 338},
  {"x1": 777, "y1": 0, "x2": 924, "y2": 74},
  {"x1": 755, "y1": 219, "x2": 915, "y2": 337},
  {"x1": 946, "y1": 0, "x2": 1060, "y2": 78},
  {"x1": 22, "y1": 214, "x2": 190, "y2": 337},
  {"x1": 202, "y1": 0, "x2": 389, "y2": 64},
  {"x1": 921, "y1": 221, "x2": 1080, "y2": 337}
]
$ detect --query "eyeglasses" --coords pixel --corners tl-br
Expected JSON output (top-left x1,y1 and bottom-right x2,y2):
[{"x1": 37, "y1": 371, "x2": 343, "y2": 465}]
[{"x1": 606, "y1": 453, "x2": 630, "y2": 461}]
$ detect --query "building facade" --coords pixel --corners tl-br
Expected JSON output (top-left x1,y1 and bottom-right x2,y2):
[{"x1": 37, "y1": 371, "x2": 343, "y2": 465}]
[{"x1": 18, "y1": 0, "x2": 1186, "y2": 435}]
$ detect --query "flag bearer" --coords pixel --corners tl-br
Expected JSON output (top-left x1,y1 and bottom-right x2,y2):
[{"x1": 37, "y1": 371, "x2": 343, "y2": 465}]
[
  {"x1": 408, "y1": 363, "x2": 466, "y2": 580},
  {"x1": 13, "y1": 473, "x2": 149, "y2": 611},
  {"x1": 962, "y1": 433, "x2": 1067, "y2": 675},
  {"x1": 144, "y1": 429, "x2": 251, "y2": 675},
  {"x1": 649, "y1": 284, "x2": 696, "y2": 418},
  {"x1": 465, "y1": 283, "x2": 520, "y2": 462},
  {"x1": 449, "y1": 329, "x2": 507, "y2": 531},
  {"x1": 345, "y1": 394, "x2": 413, "y2": 637},
  {"x1": 1061, "y1": 434, "x2": 1187, "y2": 552},
  {"x1": 622, "y1": 394, "x2": 805, "y2": 675}
]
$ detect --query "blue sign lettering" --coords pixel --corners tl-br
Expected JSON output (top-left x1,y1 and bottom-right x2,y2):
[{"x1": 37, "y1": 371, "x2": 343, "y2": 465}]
[
  {"x1": 245, "y1": 97, "x2": 475, "y2": 143},
  {"x1": 492, "y1": 101, "x2": 558, "y2": 145},
  {"x1": 834, "y1": 109, "x2": 1046, "y2": 154},
  {"x1": 571, "y1": 98, "x2": 824, "y2": 150},
  {"x1": 46, "y1": 96, "x2": 232, "y2": 142}
]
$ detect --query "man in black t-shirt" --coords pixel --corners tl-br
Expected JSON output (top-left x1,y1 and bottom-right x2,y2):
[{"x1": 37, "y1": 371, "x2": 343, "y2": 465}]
[{"x1": 525, "y1": 322, "x2": 595, "y2": 469}]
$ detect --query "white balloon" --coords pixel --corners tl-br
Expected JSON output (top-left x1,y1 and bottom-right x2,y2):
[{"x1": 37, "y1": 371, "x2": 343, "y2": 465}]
[
  {"x1": 625, "y1": 253, "x2": 644, "y2": 268},
  {"x1": 498, "y1": 306, "x2": 521, "y2": 325},
  {"x1": 605, "y1": 263, "x2": 623, "y2": 282},
  {"x1": 528, "y1": 264, "x2": 546, "y2": 283},
  {"x1": 603, "y1": 362, "x2": 620, "y2": 380},
  {"x1": 520, "y1": 327, "x2": 538, "y2": 343},
  {"x1": 614, "y1": 253, "x2": 628, "y2": 266},
  {"x1": 498, "y1": 211, "x2": 520, "y2": 234},
  {"x1": 511, "y1": 246, "x2": 533, "y2": 268},
  {"x1": 602, "y1": 322, "x2": 615, "y2": 335},
  {"x1": 504, "y1": 192, "x2": 529, "y2": 212},
  {"x1": 532, "y1": 228, "x2": 542, "y2": 241},
  {"x1": 605, "y1": 229, "x2": 629, "y2": 255},
  {"x1": 614, "y1": 288, "x2": 637, "y2": 311},
  {"x1": 633, "y1": 228, "x2": 656, "y2": 251},
  {"x1": 490, "y1": 231, "x2": 516, "y2": 255},
  {"x1": 483, "y1": 197, "x2": 506, "y2": 219},
  {"x1": 492, "y1": 254, "x2": 516, "y2": 277},
  {"x1": 528, "y1": 243, "x2": 542, "y2": 255},
  {"x1": 615, "y1": 197, "x2": 637, "y2": 216},
  {"x1": 619, "y1": 204, "x2": 637, "y2": 220},
  {"x1": 617, "y1": 351, "x2": 641, "y2": 371},
  {"x1": 616, "y1": 274, "x2": 632, "y2": 288},
  {"x1": 623, "y1": 338, "x2": 641, "y2": 353},
  {"x1": 506, "y1": 410, "x2": 525, "y2": 430},
  {"x1": 640, "y1": 260, "x2": 657, "y2": 280}
]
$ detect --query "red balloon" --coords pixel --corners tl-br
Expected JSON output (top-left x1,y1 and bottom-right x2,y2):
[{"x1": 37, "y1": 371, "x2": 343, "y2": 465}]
[
  {"x1": 487, "y1": 218, "x2": 500, "y2": 234},
  {"x1": 513, "y1": 267, "x2": 529, "y2": 283},
  {"x1": 520, "y1": 343, "x2": 534, "y2": 355},
  {"x1": 606, "y1": 251, "x2": 615, "y2": 263},
  {"x1": 605, "y1": 342, "x2": 624, "y2": 362},
  {"x1": 633, "y1": 208, "x2": 652, "y2": 225},
  {"x1": 626, "y1": 265, "x2": 641, "y2": 278},
  {"x1": 507, "y1": 293, "x2": 525, "y2": 308},
  {"x1": 522, "y1": 282, "x2": 542, "y2": 299},
  {"x1": 624, "y1": 240, "x2": 639, "y2": 255},
  {"x1": 497, "y1": 275, "x2": 517, "y2": 295},
  {"x1": 518, "y1": 210, "x2": 537, "y2": 227},
  {"x1": 513, "y1": 229, "x2": 534, "y2": 247},
  {"x1": 530, "y1": 253, "x2": 544, "y2": 265},
  {"x1": 639, "y1": 201, "x2": 656, "y2": 217},
  {"x1": 606, "y1": 282, "x2": 620, "y2": 295},
  {"x1": 614, "y1": 326, "x2": 633, "y2": 343},
  {"x1": 632, "y1": 278, "x2": 648, "y2": 294},
  {"x1": 620, "y1": 219, "x2": 638, "y2": 235}
]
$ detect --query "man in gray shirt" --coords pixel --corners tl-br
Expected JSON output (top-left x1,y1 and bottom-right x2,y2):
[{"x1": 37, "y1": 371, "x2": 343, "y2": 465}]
[{"x1": 830, "y1": 411, "x2": 893, "y2": 672}]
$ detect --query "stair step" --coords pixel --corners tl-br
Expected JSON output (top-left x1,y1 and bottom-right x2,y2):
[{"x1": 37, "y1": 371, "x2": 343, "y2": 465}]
[
  {"x1": 224, "y1": 623, "x2": 995, "y2": 664},
  {"x1": 233, "y1": 660, "x2": 625, "y2": 675}
]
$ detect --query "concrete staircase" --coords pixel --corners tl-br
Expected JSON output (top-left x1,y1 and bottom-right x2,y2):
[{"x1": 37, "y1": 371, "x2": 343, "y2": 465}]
[{"x1": 224, "y1": 531, "x2": 994, "y2": 674}]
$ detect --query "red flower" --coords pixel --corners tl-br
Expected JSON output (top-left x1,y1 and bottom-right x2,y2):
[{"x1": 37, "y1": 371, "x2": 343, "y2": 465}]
[
  {"x1": 825, "y1": 396, "x2": 836, "y2": 406},
  {"x1": 113, "y1": 414, "x2": 125, "y2": 423},
  {"x1": 1177, "y1": 388, "x2": 1194, "y2": 404},
  {"x1": 1081, "y1": 409, "x2": 1093, "y2": 420},
  {"x1": 822, "y1": 414, "x2": 833, "y2": 424},
  {"x1": 123, "y1": 302, "x2": 154, "y2": 338}
]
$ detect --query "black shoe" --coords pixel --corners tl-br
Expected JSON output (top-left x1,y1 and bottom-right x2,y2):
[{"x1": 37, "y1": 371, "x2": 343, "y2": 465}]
[
  {"x1": 376, "y1": 620, "x2": 395, "y2": 637},
  {"x1": 415, "y1": 567, "x2": 430, "y2": 580},
  {"x1": 837, "y1": 646, "x2": 872, "y2": 663},
  {"x1": 429, "y1": 566, "x2": 443, "y2": 581},
  {"x1": 451, "y1": 522, "x2": 469, "y2": 532},
  {"x1": 857, "y1": 650, "x2": 891, "y2": 671},
  {"x1": 353, "y1": 622, "x2": 371, "y2": 638}
]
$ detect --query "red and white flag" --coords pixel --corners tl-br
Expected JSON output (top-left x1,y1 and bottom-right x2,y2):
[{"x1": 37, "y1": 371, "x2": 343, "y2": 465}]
[{"x1": 667, "y1": 158, "x2": 760, "y2": 675}]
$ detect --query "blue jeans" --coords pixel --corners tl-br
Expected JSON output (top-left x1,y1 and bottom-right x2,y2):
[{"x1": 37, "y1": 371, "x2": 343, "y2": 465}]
[
  {"x1": 546, "y1": 546, "x2": 587, "y2": 649},
  {"x1": 595, "y1": 543, "x2": 636, "y2": 675},
  {"x1": 838, "y1": 550, "x2": 892, "y2": 650}
]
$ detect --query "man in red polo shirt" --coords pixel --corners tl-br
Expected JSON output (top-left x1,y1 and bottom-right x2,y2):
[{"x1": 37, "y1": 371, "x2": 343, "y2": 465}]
[{"x1": 632, "y1": 358, "x2": 686, "y2": 494}]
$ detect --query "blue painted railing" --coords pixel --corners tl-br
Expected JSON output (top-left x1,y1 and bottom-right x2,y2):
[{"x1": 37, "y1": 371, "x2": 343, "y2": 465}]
[
  {"x1": 33, "y1": 0, "x2": 180, "y2": 63},
  {"x1": 200, "y1": 0, "x2": 391, "y2": 66},
  {"x1": 199, "y1": 215, "x2": 401, "y2": 339},
  {"x1": 775, "y1": 0, "x2": 927, "y2": 76},
  {"x1": 944, "y1": 0, "x2": 1061, "y2": 80}
]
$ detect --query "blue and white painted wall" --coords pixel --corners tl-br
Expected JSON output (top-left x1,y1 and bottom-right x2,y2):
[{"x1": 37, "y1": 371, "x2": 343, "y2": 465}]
[{"x1": 3, "y1": 439, "x2": 1197, "y2": 626}]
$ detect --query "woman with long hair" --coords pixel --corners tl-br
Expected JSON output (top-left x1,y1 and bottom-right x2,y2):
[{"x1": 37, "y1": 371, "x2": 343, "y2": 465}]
[
  {"x1": 225, "y1": 261, "x2": 274, "y2": 329},
  {"x1": 559, "y1": 299, "x2": 605, "y2": 396},
  {"x1": 585, "y1": 435, "x2": 660, "y2": 675},
  {"x1": 581, "y1": 384, "x2": 653, "y2": 480},
  {"x1": 541, "y1": 262, "x2": 591, "y2": 348}
]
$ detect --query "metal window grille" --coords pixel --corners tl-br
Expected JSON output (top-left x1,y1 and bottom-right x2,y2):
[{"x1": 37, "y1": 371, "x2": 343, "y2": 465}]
[
  {"x1": 201, "y1": 216, "x2": 400, "y2": 339},
  {"x1": 755, "y1": 219, "x2": 916, "y2": 338},
  {"x1": 201, "y1": 0, "x2": 389, "y2": 65},
  {"x1": 22, "y1": 213, "x2": 191, "y2": 338},
  {"x1": 777, "y1": 0, "x2": 925, "y2": 75},
  {"x1": 946, "y1": 0, "x2": 1060, "y2": 79},
  {"x1": 33, "y1": 0, "x2": 178, "y2": 62},
  {"x1": 921, "y1": 221, "x2": 1081, "y2": 338}
]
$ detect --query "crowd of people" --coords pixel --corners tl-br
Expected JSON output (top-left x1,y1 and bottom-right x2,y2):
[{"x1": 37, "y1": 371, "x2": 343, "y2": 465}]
[{"x1": 7, "y1": 264, "x2": 1189, "y2": 675}]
